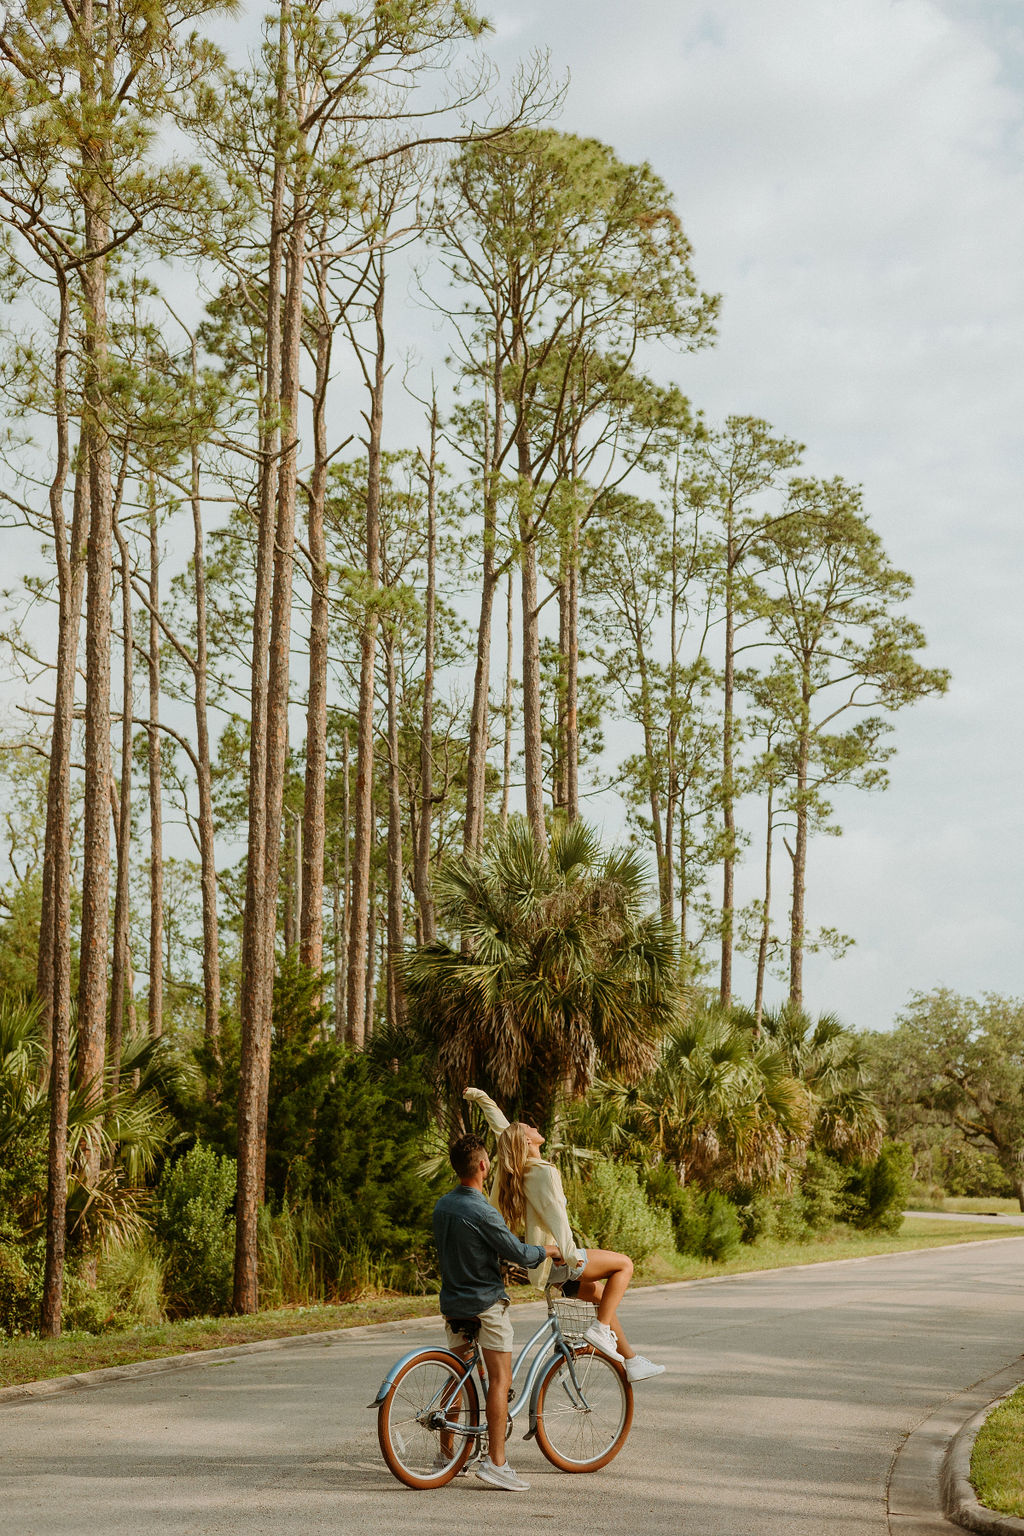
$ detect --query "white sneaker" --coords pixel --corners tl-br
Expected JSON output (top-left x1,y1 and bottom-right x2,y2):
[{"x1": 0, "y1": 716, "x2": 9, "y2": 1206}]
[
  {"x1": 582, "y1": 1321, "x2": 624, "y2": 1362},
  {"x1": 474, "y1": 1457, "x2": 530, "y2": 1491},
  {"x1": 624, "y1": 1353, "x2": 666, "y2": 1383}
]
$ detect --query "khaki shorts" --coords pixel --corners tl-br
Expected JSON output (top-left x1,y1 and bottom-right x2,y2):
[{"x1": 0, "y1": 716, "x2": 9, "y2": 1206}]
[{"x1": 444, "y1": 1298, "x2": 514, "y2": 1353}]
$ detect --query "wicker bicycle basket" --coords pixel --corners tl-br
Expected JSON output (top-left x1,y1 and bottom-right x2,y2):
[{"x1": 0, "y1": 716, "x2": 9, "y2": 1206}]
[{"x1": 546, "y1": 1290, "x2": 598, "y2": 1343}]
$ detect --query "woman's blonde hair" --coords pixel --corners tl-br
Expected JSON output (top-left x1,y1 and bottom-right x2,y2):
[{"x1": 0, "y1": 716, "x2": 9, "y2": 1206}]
[{"x1": 496, "y1": 1122, "x2": 534, "y2": 1234}]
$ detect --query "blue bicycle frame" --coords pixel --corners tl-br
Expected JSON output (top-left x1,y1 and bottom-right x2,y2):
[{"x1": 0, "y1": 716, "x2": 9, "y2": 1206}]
[{"x1": 369, "y1": 1308, "x2": 592, "y2": 1442}]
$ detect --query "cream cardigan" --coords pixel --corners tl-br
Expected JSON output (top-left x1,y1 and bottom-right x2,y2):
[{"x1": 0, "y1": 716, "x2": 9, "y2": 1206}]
[{"x1": 464, "y1": 1088, "x2": 587, "y2": 1288}]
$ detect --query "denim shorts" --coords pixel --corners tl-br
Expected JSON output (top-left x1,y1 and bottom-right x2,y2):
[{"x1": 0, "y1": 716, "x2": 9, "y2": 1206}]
[{"x1": 546, "y1": 1250, "x2": 587, "y2": 1289}]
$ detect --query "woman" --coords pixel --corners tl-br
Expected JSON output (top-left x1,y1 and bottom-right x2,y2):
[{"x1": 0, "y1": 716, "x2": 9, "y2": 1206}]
[{"x1": 464, "y1": 1087, "x2": 665, "y2": 1384}]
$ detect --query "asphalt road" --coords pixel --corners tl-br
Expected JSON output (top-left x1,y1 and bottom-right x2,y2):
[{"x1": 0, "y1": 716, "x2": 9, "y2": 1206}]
[{"x1": 3, "y1": 1236, "x2": 1024, "y2": 1536}]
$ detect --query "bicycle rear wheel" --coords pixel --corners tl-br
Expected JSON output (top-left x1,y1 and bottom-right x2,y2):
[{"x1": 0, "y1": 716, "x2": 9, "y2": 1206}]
[
  {"x1": 534, "y1": 1346, "x2": 633, "y2": 1472},
  {"x1": 377, "y1": 1349, "x2": 480, "y2": 1489}
]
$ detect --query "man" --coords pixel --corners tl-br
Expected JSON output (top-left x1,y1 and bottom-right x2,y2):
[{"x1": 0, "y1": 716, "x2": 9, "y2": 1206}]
[{"x1": 433, "y1": 1133, "x2": 562, "y2": 1492}]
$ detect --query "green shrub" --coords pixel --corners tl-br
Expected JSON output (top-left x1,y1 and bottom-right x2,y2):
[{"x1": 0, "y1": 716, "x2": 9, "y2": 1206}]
[
  {"x1": 845, "y1": 1140, "x2": 912, "y2": 1233},
  {"x1": 566, "y1": 1160, "x2": 675, "y2": 1266},
  {"x1": 156, "y1": 1143, "x2": 236, "y2": 1317},
  {"x1": 0, "y1": 1214, "x2": 44, "y2": 1336},
  {"x1": 643, "y1": 1165, "x2": 743, "y2": 1262},
  {"x1": 800, "y1": 1152, "x2": 848, "y2": 1230},
  {"x1": 701, "y1": 1190, "x2": 743, "y2": 1261},
  {"x1": 940, "y1": 1145, "x2": 1013, "y2": 1199}
]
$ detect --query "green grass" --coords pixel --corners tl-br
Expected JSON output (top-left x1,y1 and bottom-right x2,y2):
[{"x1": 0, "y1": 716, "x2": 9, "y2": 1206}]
[
  {"x1": 2, "y1": 1217, "x2": 1019, "y2": 1392},
  {"x1": 632, "y1": 1217, "x2": 1024, "y2": 1285},
  {"x1": 971, "y1": 1384, "x2": 1024, "y2": 1517},
  {"x1": 906, "y1": 1196, "x2": 1023, "y2": 1217}
]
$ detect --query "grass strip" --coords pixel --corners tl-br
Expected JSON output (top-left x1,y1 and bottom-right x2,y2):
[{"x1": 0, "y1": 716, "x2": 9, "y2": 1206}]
[
  {"x1": 971, "y1": 1384, "x2": 1024, "y2": 1518},
  {"x1": 1, "y1": 1217, "x2": 1019, "y2": 1391}
]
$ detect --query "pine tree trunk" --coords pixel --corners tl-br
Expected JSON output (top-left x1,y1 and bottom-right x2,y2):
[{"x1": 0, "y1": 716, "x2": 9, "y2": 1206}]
[
  {"x1": 720, "y1": 529, "x2": 736, "y2": 1007},
  {"x1": 341, "y1": 728, "x2": 351, "y2": 1040},
  {"x1": 189, "y1": 419, "x2": 220, "y2": 1043},
  {"x1": 788, "y1": 693, "x2": 810, "y2": 1011},
  {"x1": 76, "y1": 261, "x2": 113, "y2": 1191},
  {"x1": 109, "y1": 519, "x2": 134, "y2": 1093},
  {"x1": 565, "y1": 497, "x2": 580, "y2": 824},
  {"x1": 300, "y1": 254, "x2": 331, "y2": 988},
  {"x1": 554, "y1": 569, "x2": 568, "y2": 812},
  {"x1": 501, "y1": 568, "x2": 514, "y2": 830},
  {"x1": 754, "y1": 779, "x2": 774, "y2": 1031},
  {"x1": 364, "y1": 869, "x2": 378, "y2": 1043},
  {"x1": 332, "y1": 848, "x2": 344, "y2": 1038},
  {"x1": 414, "y1": 401, "x2": 437, "y2": 943},
  {"x1": 464, "y1": 351, "x2": 503, "y2": 853},
  {"x1": 347, "y1": 271, "x2": 385, "y2": 1045},
  {"x1": 147, "y1": 473, "x2": 164, "y2": 1040},
  {"x1": 40, "y1": 294, "x2": 87, "y2": 1337},
  {"x1": 235, "y1": 4, "x2": 288, "y2": 1315},
  {"x1": 384, "y1": 629, "x2": 406, "y2": 1030}
]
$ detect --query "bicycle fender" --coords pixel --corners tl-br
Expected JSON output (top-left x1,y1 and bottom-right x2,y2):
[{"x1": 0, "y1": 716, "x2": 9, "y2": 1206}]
[
  {"x1": 524, "y1": 1340, "x2": 576, "y2": 1438},
  {"x1": 365, "y1": 1345, "x2": 469, "y2": 1409}
]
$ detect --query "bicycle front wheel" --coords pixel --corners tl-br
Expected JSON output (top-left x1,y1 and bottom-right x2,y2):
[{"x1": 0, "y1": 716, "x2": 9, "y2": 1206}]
[
  {"x1": 534, "y1": 1346, "x2": 633, "y2": 1472},
  {"x1": 377, "y1": 1349, "x2": 480, "y2": 1489}
]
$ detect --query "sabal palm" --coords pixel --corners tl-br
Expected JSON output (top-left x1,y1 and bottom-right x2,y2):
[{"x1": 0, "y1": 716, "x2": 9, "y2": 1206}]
[
  {"x1": 403, "y1": 818, "x2": 682, "y2": 1130},
  {"x1": 587, "y1": 1001, "x2": 811, "y2": 1186},
  {"x1": 752, "y1": 1004, "x2": 883, "y2": 1158},
  {"x1": 0, "y1": 996, "x2": 176, "y2": 1247}
]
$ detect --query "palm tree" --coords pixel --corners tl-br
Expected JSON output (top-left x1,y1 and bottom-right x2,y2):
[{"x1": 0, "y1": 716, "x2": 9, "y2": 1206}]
[
  {"x1": 746, "y1": 1004, "x2": 883, "y2": 1158},
  {"x1": 583, "y1": 999, "x2": 811, "y2": 1187},
  {"x1": 402, "y1": 818, "x2": 683, "y2": 1132},
  {"x1": 0, "y1": 996, "x2": 176, "y2": 1256}
]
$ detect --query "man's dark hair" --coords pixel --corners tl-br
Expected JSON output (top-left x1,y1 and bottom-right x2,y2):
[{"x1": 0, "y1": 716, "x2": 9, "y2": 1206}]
[{"x1": 449, "y1": 1133, "x2": 487, "y2": 1180}]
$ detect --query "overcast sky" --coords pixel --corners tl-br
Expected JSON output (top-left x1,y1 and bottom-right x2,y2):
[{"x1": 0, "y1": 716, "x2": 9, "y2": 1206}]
[
  {"x1": 472, "y1": 0, "x2": 1024, "y2": 1030},
  {"x1": 5, "y1": 0, "x2": 1020, "y2": 1033}
]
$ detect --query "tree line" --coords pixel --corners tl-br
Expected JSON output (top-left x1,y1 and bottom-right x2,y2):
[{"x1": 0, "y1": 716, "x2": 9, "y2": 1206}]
[{"x1": 0, "y1": 0, "x2": 946, "y2": 1332}]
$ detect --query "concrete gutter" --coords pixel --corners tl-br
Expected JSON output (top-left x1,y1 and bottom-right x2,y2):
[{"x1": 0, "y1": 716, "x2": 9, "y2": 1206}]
[{"x1": 889, "y1": 1355, "x2": 1024, "y2": 1536}]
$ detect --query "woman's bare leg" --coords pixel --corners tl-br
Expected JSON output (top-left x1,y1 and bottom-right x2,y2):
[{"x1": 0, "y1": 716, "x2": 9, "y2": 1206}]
[{"x1": 576, "y1": 1249, "x2": 635, "y2": 1358}]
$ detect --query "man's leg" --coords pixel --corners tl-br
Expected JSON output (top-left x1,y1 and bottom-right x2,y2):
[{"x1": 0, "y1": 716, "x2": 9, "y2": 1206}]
[
  {"x1": 439, "y1": 1342, "x2": 474, "y2": 1463},
  {"x1": 481, "y1": 1347, "x2": 513, "y2": 1466}
]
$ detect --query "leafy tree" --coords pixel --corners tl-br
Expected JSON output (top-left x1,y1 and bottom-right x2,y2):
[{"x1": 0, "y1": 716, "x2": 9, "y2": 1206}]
[{"x1": 868, "y1": 991, "x2": 1024, "y2": 1209}]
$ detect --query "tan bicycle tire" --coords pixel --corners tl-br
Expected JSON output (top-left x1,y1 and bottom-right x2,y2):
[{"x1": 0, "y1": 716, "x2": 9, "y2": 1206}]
[
  {"x1": 377, "y1": 1349, "x2": 480, "y2": 1489},
  {"x1": 534, "y1": 1345, "x2": 633, "y2": 1472}
]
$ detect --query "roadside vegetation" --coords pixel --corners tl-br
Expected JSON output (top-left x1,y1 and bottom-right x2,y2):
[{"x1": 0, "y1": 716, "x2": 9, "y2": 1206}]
[
  {"x1": 971, "y1": 1385, "x2": 1024, "y2": 1519},
  {"x1": 3, "y1": 1218, "x2": 1015, "y2": 1391}
]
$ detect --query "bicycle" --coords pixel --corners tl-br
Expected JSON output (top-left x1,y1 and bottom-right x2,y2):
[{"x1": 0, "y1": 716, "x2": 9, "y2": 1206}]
[{"x1": 369, "y1": 1289, "x2": 634, "y2": 1488}]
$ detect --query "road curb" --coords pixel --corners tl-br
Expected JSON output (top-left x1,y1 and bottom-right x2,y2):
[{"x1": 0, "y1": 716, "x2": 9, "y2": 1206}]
[
  {"x1": 888, "y1": 1355, "x2": 1024, "y2": 1536},
  {"x1": 4, "y1": 1231, "x2": 1022, "y2": 1410},
  {"x1": 942, "y1": 1378, "x2": 1024, "y2": 1535}
]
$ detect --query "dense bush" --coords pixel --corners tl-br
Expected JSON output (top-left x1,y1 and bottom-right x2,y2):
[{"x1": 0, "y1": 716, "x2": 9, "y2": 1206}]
[
  {"x1": 156, "y1": 1143, "x2": 236, "y2": 1317},
  {"x1": 642, "y1": 1164, "x2": 743, "y2": 1262},
  {"x1": 566, "y1": 1160, "x2": 675, "y2": 1265},
  {"x1": 844, "y1": 1140, "x2": 912, "y2": 1232},
  {"x1": 178, "y1": 960, "x2": 435, "y2": 1291}
]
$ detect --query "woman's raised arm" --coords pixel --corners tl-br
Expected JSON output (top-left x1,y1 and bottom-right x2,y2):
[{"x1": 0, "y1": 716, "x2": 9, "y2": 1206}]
[{"x1": 463, "y1": 1086, "x2": 510, "y2": 1136}]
